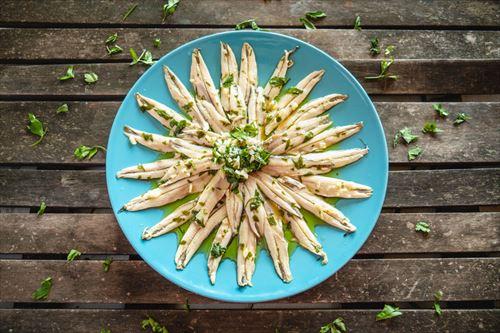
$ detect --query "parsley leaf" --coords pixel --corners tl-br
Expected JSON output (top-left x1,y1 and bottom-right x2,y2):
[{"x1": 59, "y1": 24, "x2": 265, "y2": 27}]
[
  {"x1": 434, "y1": 290, "x2": 443, "y2": 316},
  {"x1": 58, "y1": 65, "x2": 75, "y2": 81},
  {"x1": 162, "y1": 0, "x2": 180, "y2": 22},
  {"x1": 320, "y1": 317, "x2": 347, "y2": 333},
  {"x1": 56, "y1": 103, "x2": 69, "y2": 114},
  {"x1": 369, "y1": 37, "x2": 381, "y2": 56},
  {"x1": 269, "y1": 76, "x2": 290, "y2": 87},
  {"x1": 32, "y1": 277, "x2": 52, "y2": 300},
  {"x1": 122, "y1": 4, "x2": 137, "y2": 21},
  {"x1": 415, "y1": 221, "x2": 430, "y2": 234},
  {"x1": 235, "y1": 19, "x2": 263, "y2": 31},
  {"x1": 284, "y1": 87, "x2": 303, "y2": 95},
  {"x1": 222, "y1": 74, "x2": 234, "y2": 88},
  {"x1": 67, "y1": 249, "x2": 82, "y2": 262},
  {"x1": 306, "y1": 10, "x2": 327, "y2": 20},
  {"x1": 27, "y1": 113, "x2": 47, "y2": 146},
  {"x1": 141, "y1": 316, "x2": 169, "y2": 333},
  {"x1": 153, "y1": 38, "x2": 161, "y2": 48},
  {"x1": 393, "y1": 127, "x2": 418, "y2": 147},
  {"x1": 74, "y1": 145, "x2": 106, "y2": 160},
  {"x1": 354, "y1": 15, "x2": 362, "y2": 31},
  {"x1": 103, "y1": 257, "x2": 112, "y2": 272},
  {"x1": 210, "y1": 243, "x2": 227, "y2": 258},
  {"x1": 376, "y1": 304, "x2": 403, "y2": 321},
  {"x1": 384, "y1": 45, "x2": 395, "y2": 56},
  {"x1": 37, "y1": 201, "x2": 47, "y2": 216},
  {"x1": 433, "y1": 103, "x2": 449, "y2": 118},
  {"x1": 365, "y1": 57, "x2": 398, "y2": 80},
  {"x1": 83, "y1": 72, "x2": 98, "y2": 84},
  {"x1": 422, "y1": 121, "x2": 442, "y2": 135},
  {"x1": 105, "y1": 33, "x2": 118, "y2": 45},
  {"x1": 292, "y1": 155, "x2": 305, "y2": 169},
  {"x1": 230, "y1": 123, "x2": 258, "y2": 140},
  {"x1": 248, "y1": 190, "x2": 264, "y2": 210},
  {"x1": 106, "y1": 44, "x2": 123, "y2": 55},
  {"x1": 130, "y1": 48, "x2": 155, "y2": 66},
  {"x1": 300, "y1": 17, "x2": 316, "y2": 30},
  {"x1": 408, "y1": 146, "x2": 422, "y2": 161},
  {"x1": 454, "y1": 112, "x2": 471, "y2": 125}
]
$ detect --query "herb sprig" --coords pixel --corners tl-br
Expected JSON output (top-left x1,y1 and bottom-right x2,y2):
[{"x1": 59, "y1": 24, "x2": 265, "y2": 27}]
[
  {"x1": 27, "y1": 113, "x2": 47, "y2": 146},
  {"x1": 141, "y1": 316, "x2": 169, "y2": 333},
  {"x1": 320, "y1": 317, "x2": 347, "y2": 333},
  {"x1": 300, "y1": 10, "x2": 327, "y2": 30},
  {"x1": 67, "y1": 249, "x2": 82, "y2": 262},
  {"x1": 235, "y1": 19, "x2": 263, "y2": 31},
  {"x1": 163, "y1": 0, "x2": 180, "y2": 22},
  {"x1": 376, "y1": 304, "x2": 403, "y2": 321},
  {"x1": 74, "y1": 145, "x2": 106, "y2": 160},
  {"x1": 37, "y1": 201, "x2": 47, "y2": 216},
  {"x1": 58, "y1": 66, "x2": 75, "y2": 81},
  {"x1": 415, "y1": 221, "x2": 430, "y2": 234},
  {"x1": 32, "y1": 277, "x2": 52, "y2": 300}
]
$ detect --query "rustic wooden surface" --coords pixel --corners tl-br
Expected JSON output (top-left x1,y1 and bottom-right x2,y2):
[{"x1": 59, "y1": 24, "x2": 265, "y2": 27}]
[{"x1": 0, "y1": 1, "x2": 499, "y2": 332}]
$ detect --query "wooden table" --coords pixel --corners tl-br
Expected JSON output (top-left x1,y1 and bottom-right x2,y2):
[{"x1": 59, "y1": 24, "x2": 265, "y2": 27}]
[{"x1": 1, "y1": 1, "x2": 499, "y2": 332}]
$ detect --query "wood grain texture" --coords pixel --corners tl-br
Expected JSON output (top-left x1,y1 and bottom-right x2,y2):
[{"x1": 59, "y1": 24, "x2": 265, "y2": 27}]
[
  {"x1": 2, "y1": 212, "x2": 498, "y2": 255},
  {"x1": 1, "y1": 60, "x2": 499, "y2": 97},
  {"x1": 1, "y1": 102, "x2": 498, "y2": 164},
  {"x1": 1, "y1": 29, "x2": 499, "y2": 61},
  {"x1": 0, "y1": 0, "x2": 498, "y2": 27},
  {"x1": 1, "y1": 258, "x2": 498, "y2": 303},
  {"x1": 0, "y1": 168, "x2": 498, "y2": 208},
  {"x1": 1, "y1": 309, "x2": 499, "y2": 333}
]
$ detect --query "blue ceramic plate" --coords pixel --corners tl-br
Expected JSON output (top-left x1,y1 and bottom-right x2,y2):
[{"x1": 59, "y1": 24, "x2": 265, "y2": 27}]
[{"x1": 106, "y1": 31, "x2": 388, "y2": 303}]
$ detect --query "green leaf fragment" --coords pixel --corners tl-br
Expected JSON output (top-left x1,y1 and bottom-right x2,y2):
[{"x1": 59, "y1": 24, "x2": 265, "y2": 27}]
[
  {"x1": 32, "y1": 277, "x2": 52, "y2": 300},
  {"x1": 27, "y1": 113, "x2": 47, "y2": 146},
  {"x1": 141, "y1": 316, "x2": 169, "y2": 333},
  {"x1": 454, "y1": 112, "x2": 471, "y2": 125},
  {"x1": 58, "y1": 65, "x2": 75, "y2": 81},
  {"x1": 84, "y1": 72, "x2": 98, "y2": 84},
  {"x1": 235, "y1": 19, "x2": 263, "y2": 31},
  {"x1": 37, "y1": 201, "x2": 47, "y2": 216},
  {"x1": 163, "y1": 0, "x2": 180, "y2": 22},
  {"x1": 354, "y1": 15, "x2": 362, "y2": 30},
  {"x1": 74, "y1": 145, "x2": 106, "y2": 160},
  {"x1": 376, "y1": 304, "x2": 403, "y2": 321},
  {"x1": 433, "y1": 103, "x2": 449, "y2": 118},
  {"x1": 103, "y1": 257, "x2": 112, "y2": 272},
  {"x1": 122, "y1": 4, "x2": 137, "y2": 21},
  {"x1": 300, "y1": 17, "x2": 316, "y2": 30},
  {"x1": 56, "y1": 103, "x2": 69, "y2": 114},
  {"x1": 407, "y1": 146, "x2": 422, "y2": 161},
  {"x1": 67, "y1": 249, "x2": 82, "y2": 262},
  {"x1": 415, "y1": 221, "x2": 430, "y2": 234}
]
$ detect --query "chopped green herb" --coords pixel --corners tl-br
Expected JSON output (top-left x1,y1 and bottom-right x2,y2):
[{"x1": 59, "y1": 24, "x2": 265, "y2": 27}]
[
  {"x1": 235, "y1": 19, "x2": 263, "y2": 31},
  {"x1": 376, "y1": 304, "x2": 403, "y2": 321},
  {"x1": 169, "y1": 119, "x2": 188, "y2": 136},
  {"x1": 248, "y1": 190, "x2": 264, "y2": 210},
  {"x1": 130, "y1": 48, "x2": 155, "y2": 66},
  {"x1": 105, "y1": 33, "x2": 118, "y2": 45},
  {"x1": 162, "y1": 0, "x2": 180, "y2": 22},
  {"x1": 122, "y1": 4, "x2": 137, "y2": 21},
  {"x1": 74, "y1": 145, "x2": 106, "y2": 160},
  {"x1": 83, "y1": 72, "x2": 98, "y2": 84},
  {"x1": 408, "y1": 146, "x2": 422, "y2": 161},
  {"x1": 230, "y1": 123, "x2": 258, "y2": 140},
  {"x1": 292, "y1": 155, "x2": 305, "y2": 169},
  {"x1": 27, "y1": 113, "x2": 47, "y2": 146},
  {"x1": 210, "y1": 243, "x2": 227, "y2": 258},
  {"x1": 37, "y1": 201, "x2": 47, "y2": 216},
  {"x1": 369, "y1": 37, "x2": 381, "y2": 56},
  {"x1": 306, "y1": 10, "x2": 326, "y2": 20},
  {"x1": 454, "y1": 112, "x2": 471, "y2": 125},
  {"x1": 422, "y1": 121, "x2": 442, "y2": 135},
  {"x1": 106, "y1": 44, "x2": 123, "y2": 55},
  {"x1": 415, "y1": 221, "x2": 430, "y2": 234},
  {"x1": 67, "y1": 249, "x2": 82, "y2": 262},
  {"x1": 304, "y1": 131, "x2": 314, "y2": 141},
  {"x1": 300, "y1": 17, "x2": 316, "y2": 30},
  {"x1": 103, "y1": 257, "x2": 112, "y2": 272},
  {"x1": 56, "y1": 103, "x2": 69, "y2": 114},
  {"x1": 267, "y1": 215, "x2": 277, "y2": 226},
  {"x1": 384, "y1": 45, "x2": 395, "y2": 56},
  {"x1": 142, "y1": 133, "x2": 154, "y2": 141},
  {"x1": 393, "y1": 127, "x2": 418, "y2": 147},
  {"x1": 153, "y1": 38, "x2": 161, "y2": 48},
  {"x1": 32, "y1": 277, "x2": 52, "y2": 300},
  {"x1": 222, "y1": 74, "x2": 234, "y2": 88},
  {"x1": 320, "y1": 317, "x2": 347, "y2": 333},
  {"x1": 141, "y1": 316, "x2": 169, "y2": 333},
  {"x1": 284, "y1": 87, "x2": 303, "y2": 95},
  {"x1": 354, "y1": 15, "x2": 362, "y2": 31},
  {"x1": 433, "y1": 103, "x2": 449, "y2": 118},
  {"x1": 269, "y1": 76, "x2": 290, "y2": 87},
  {"x1": 365, "y1": 57, "x2": 398, "y2": 80},
  {"x1": 58, "y1": 65, "x2": 75, "y2": 81},
  {"x1": 434, "y1": 290, "x2": 443, "y2": 316}
]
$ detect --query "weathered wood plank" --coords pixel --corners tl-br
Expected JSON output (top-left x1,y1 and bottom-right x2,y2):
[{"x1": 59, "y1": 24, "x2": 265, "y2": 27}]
[
  {"x1": 0, "y1": 168, "x2": 498, "y2": 208},
  {"x1": 1, "y1": 102, "x2": 498, "y2": 164},
  {"x1": 0, "y1": 61, "x2": 498, "y2": 97},
  {"x1": 2, "y1": 212, "x2": 498, "y2": 255},
  {"x1": 1, "y1": 29, "x2": 498, "y2": 61},
  {"x1": 0, "y1": 0, "x2": 498, "y2": 27},
  {"x1": 1, "y1": 258, "x2": 498, "y2": 303},
  {"x1": 1, "y1": 309, "x2": 499, "y2": 333}
]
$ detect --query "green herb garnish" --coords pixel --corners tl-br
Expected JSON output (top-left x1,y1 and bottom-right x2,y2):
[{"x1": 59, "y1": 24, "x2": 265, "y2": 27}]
[
  {"x1": 235, "y1": 19, "x2": 263, "y2": 31},
  {"x1": 141, "y1": 316, "x2": 169, "y2": 333},
  {"x1": 433, "y1": 103, "x2": 449, "y2": 118},
  {"x1": 169, "y1": 119, "x2": 188, "y2": 136},
  {"x1": 415, "y1": 221, "x2": 430, "y2": 234},
  {"x1": 369, "y1": 37, "x2": 381, "y2": 56},
  {"x1": 27, "y1": 113, "x2": 47, "y2": 146},
  {"x1": 32, "y1": 277, "x2": 52, "y2": 300},
  {"x1": 365, "y1": 57, "x2": 398, "y2": 80},
  {"x1": 153, "y1": 38, "x2": 161, "y2": 48},
  {"x1": 122, "y1": 4, "x2": 137, "y2": 21},
  {"x1": 306, "y1": 10, "x2": 326, "y2": 20},
  {"x1": 248, "y1": 190, "x2": 264, "y2": 210},
  {"x1": 267, "y1": 216, "x2": 277, "y2": 226},
  {"x1": 269, "y1": 76, "x2": 290, "y2": 87},
  {"x1": 106, "y1": 44, "x2": 123, "y2": 55},
  {"x1": 454, "y1": 112, "x2": 471, "y2": 125},
  {"x1": 162, "y1": 0, "x2": 180, "y2": 22},
  {"x1": 300, "y1": 17, "x2": 316, "y2": 30},
  {"x1": 222, "y1": 74, "x2": 234, "y2": 88},
  {"x1": 210, "y1": 243, "x2": 227, "y2": 258},
  {"x1": 56, "y1": 103, "x2": 69, "y2": 114},
  {"x1": 434, "y1": 290, "x2": 443, "y2": 316},
  {"x1": 393, "y1": 127, "x2": 418, "y2": 147},
  {"x1": 422, "y1": 121, "x2": 442, "y2": 135},
  {"x1": 376, "y1": 304, "x2": 403, "y2": 321},
  {"x1": 130, "y1": 48, "x2": 155, "y2": 66},
  {"x1": 292, "y1": 155, "x2": 305, "y2": 169},
  {"x1": 67, "y1": 249, "x2": 82, "y2": 262},
  {"x1": 37, "y1": 201, "x2": 47, "y2": 216},
  {"x1": 105, "y1": 33, "x2": 118, "y2": 45},
  {"x1": 354, "y1": 15, "x2": 362, "y2": 31},
  {"x1": 103, "y1": 257, "x2": 112, "y2": 272},
  {"x1": 408, "y1": 146, "x2": 422, "y2": 161},
  {"x1": 230, "y1": 123, "x2": 258, "y2": 140},
  {"x1": 320, "y1": 317, "x2": 347, "y2": 333},
  {"x1": 284, "y1": 87, "x2": 303, "y2": 95},
  {"x1": 74, "y1": 145, "x2": 106, "y2": 160},
  {"x1": 58, "y1": 65, "x2": 75, "y2": 81},
  {"x1": 83, "y1": 72, "x2": 98, "y2": 84}
]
